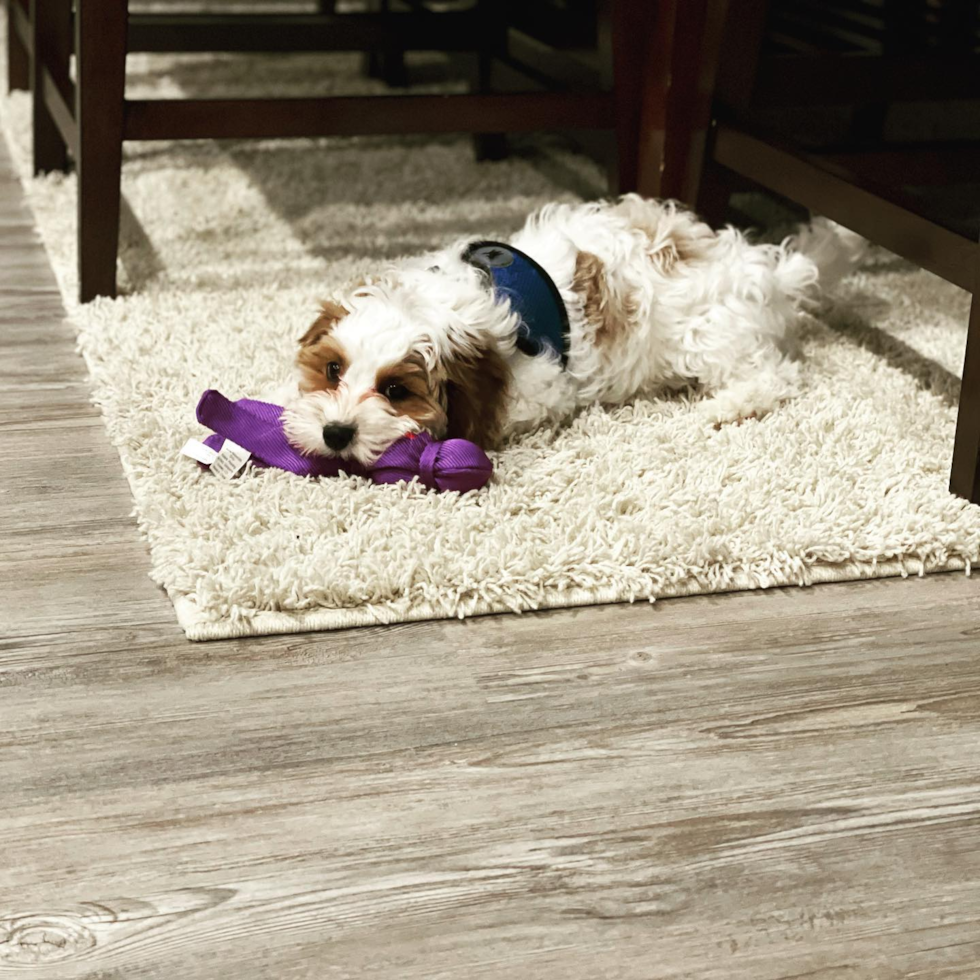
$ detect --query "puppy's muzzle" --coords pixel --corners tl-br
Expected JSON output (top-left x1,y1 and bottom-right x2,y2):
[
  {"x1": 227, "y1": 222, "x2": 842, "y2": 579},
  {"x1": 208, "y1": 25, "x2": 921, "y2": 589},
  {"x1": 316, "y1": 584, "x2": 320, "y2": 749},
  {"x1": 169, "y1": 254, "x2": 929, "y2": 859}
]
[{"x1": 322, "y1": 423, "x2": 357, "y2": 452}]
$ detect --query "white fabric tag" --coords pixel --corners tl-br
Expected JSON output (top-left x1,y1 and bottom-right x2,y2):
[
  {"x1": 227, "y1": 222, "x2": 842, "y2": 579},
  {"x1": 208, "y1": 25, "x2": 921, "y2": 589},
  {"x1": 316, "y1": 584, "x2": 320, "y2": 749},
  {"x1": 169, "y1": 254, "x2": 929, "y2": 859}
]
[
  {"x1": 209, "y1": 439, "x2": 251, "y2": 479},
  {"x1": 180, "y1": 438, "x2": 218, "y2": 465}
]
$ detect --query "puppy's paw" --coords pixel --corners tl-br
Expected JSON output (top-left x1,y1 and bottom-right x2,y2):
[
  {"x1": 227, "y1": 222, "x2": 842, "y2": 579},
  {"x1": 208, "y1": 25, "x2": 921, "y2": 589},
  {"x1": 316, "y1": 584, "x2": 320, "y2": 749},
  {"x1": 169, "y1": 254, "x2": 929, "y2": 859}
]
[
  {"x1": 698, "y1": 388, "x2": 772, "y2": 427},
  {"x1": 699, "y1": 368, "x2": 798, "y2": 428}
]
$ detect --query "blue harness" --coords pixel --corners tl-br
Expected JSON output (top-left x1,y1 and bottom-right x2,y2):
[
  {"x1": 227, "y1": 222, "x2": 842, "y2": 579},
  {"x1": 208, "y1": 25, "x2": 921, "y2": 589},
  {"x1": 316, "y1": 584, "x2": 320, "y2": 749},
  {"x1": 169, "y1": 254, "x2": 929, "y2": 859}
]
[{"x1": 462, "y1": 240, "x2": 570, "y2": 368}]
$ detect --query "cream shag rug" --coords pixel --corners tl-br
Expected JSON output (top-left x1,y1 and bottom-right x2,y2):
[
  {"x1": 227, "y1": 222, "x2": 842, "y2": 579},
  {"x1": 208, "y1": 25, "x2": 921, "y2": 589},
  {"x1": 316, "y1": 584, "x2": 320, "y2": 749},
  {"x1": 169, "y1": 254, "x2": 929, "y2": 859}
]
[{"x1": 2, "y1": 43, "x2": 978, "y2": 640}]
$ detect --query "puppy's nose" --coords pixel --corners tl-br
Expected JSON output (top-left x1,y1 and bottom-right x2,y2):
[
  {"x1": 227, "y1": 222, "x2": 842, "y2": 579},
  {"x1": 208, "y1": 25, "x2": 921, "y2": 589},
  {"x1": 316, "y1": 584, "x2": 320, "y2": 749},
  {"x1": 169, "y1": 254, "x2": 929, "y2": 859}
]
[{"x1": 322, "y1": 423, "x2": 357, "y2": 452}]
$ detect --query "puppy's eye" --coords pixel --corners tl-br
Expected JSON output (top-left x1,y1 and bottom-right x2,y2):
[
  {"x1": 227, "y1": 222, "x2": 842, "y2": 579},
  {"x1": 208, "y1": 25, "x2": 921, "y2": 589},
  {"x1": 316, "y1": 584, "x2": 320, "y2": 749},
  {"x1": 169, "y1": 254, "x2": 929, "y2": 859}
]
[
  {"x1": 326, "y1": 361, "x2": 342, "y2": 383},
  {"x1": 384, "y1": 383, "x2": 409, "y2": 402}
]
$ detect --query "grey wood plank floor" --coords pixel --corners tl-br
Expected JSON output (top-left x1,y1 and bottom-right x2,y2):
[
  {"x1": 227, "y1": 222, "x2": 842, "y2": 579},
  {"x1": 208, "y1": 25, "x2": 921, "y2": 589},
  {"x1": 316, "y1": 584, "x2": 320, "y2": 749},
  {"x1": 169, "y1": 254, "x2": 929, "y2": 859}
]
[{"x1": 2, "y1": 132, "x2": 979, "y2": 980}]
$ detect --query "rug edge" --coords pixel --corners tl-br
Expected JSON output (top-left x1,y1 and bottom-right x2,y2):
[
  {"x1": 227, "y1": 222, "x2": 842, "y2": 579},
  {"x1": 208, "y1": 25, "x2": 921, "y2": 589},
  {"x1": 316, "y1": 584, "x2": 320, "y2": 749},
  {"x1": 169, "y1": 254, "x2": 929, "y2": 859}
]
[{"x1": 174, "y1": 557, "x2": 970, "y2": 641}]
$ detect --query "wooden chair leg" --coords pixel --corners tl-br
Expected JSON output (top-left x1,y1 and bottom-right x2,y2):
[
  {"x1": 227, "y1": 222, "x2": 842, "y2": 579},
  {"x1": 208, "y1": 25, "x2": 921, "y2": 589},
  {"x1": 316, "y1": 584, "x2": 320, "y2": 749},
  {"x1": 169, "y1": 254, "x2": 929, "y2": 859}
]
[
  {"x1": 950, "y1": 277, "x2": 980, "y2": 504},
  {"x1": 605, "y1": 0, "x2": 652, "y2": 194},
  {"x1": 30, "y1": 0, "x2": 71, "y2": 173},
  {"x1": 472, "y1": 0, "x2": 507, "y2": 162},
  {"x1": 613, "y1": 0, "x2": 729, "y2": 203},
  {"x1": 651, "y1": 0, "x2": 730, "y2": 204},
  {"x1": 75, "y1": 0, "x2": 127, "y2": 302},
  {"x1": 361, "y1": 0, "x2": 406, "y2": 87},
  {"x1": 6, "y1": 0, "x2": 30, "y2": 91}
]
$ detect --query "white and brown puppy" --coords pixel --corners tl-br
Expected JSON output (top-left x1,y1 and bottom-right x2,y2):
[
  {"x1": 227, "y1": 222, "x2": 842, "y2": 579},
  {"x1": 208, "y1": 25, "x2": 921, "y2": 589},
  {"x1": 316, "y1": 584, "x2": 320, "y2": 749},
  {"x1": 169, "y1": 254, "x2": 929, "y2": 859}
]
[{"x1": 281, "y1": 194, "x2": 861, "y2": 465}]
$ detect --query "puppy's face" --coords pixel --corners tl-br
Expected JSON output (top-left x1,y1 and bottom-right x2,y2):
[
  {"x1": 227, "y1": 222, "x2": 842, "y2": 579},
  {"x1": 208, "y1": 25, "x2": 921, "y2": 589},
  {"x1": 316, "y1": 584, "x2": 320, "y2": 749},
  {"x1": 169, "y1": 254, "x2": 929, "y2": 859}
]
[
  {"x1": 283, "y1": 300, "x2": 447, "y2": 467},
  {"x1": 283, "y1": 282, "x2": 512, "y2": 467}
]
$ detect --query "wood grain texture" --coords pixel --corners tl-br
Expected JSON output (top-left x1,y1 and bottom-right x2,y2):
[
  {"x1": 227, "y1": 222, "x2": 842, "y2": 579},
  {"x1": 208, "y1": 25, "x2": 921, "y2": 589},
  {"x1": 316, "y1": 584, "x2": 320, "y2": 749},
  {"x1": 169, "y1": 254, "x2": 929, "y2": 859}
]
[{"x1": 2, "y1": 130, "x2": 980, "y2": 980}]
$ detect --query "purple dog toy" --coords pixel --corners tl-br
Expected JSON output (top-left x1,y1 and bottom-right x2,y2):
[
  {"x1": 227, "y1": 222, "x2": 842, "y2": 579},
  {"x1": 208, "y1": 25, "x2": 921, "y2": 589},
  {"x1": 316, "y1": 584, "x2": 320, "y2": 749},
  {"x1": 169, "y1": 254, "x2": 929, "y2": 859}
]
[{"x1": 196, "y1": 390, "x2": 493, "y2": 493}]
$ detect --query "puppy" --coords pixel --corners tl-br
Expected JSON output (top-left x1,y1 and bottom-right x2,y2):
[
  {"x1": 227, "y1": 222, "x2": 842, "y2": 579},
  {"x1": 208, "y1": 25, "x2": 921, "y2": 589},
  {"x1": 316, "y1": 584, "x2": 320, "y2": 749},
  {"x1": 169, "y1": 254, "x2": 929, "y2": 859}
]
[{"x1": 282, "y1": 194, "x2": 862, "y2": 466}]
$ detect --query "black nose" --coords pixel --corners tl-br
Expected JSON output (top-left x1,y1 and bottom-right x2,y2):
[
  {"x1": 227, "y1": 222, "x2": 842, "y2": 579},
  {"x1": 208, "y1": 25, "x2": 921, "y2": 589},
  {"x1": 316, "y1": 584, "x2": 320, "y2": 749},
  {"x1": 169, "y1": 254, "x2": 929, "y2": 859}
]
[{"x1": 322, "y1": 423, "x2": 356, "y2": 452}]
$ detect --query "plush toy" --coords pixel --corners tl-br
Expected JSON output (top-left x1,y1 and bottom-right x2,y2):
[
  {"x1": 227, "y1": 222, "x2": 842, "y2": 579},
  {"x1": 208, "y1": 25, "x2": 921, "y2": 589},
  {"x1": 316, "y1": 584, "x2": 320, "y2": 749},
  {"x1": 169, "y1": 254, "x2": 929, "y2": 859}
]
[{"x1": 194, "y1": 389, "x2": 493, "y2": 492}]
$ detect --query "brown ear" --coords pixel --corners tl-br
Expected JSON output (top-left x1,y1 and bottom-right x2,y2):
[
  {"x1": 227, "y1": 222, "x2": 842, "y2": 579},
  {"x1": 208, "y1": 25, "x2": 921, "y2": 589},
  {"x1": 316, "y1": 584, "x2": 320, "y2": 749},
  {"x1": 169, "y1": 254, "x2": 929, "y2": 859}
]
[
  {"x1": 298, "y1": 300, "x2": 348, "y2": 347},
  {"x1": 445, "y1": 344, "x2": 511, "y2": 449}
]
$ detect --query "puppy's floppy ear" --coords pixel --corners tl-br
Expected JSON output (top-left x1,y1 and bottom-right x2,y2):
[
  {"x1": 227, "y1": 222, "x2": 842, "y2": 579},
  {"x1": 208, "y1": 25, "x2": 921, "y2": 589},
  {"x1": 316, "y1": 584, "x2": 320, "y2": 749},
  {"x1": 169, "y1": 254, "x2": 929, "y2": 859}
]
[
  {"x1": 298, "y1": 300, "x2": 348, "y2": 347},
  {"x1": 444, "y1": 343, "x2": 511, "y2": 449}
]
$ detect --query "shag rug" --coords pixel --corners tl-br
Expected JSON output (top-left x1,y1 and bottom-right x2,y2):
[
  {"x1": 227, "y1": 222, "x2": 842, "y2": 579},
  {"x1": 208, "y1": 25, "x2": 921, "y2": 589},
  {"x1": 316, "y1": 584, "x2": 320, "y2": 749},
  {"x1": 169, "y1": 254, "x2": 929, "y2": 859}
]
[{"x1": 2, "y1": 41, "x2": 979, "y2": 640}]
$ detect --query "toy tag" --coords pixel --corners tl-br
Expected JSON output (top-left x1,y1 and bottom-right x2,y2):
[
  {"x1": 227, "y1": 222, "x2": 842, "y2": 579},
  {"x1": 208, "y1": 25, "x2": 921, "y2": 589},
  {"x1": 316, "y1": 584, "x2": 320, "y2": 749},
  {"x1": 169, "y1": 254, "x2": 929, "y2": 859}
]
[
  {"x1": 180, "y1": 438, "x2": 219, "y2": 466},
  {"x1": 209, "y1": 439, "x2": 251, "y2": 479}
]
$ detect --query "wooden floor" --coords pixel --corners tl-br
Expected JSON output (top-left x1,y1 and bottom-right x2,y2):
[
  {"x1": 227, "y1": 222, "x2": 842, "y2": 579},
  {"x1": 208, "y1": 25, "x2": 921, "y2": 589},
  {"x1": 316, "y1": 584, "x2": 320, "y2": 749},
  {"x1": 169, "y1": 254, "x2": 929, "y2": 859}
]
[{"x1": 2, "y1": 135, "x2": 980, "y2": 980}]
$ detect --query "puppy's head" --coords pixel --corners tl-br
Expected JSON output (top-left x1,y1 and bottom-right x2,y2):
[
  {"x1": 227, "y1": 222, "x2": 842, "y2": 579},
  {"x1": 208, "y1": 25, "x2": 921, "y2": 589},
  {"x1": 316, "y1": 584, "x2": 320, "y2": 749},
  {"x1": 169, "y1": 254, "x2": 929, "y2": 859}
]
[{"x1": 283, "y1": 273, "x2": 511, "y2": 467}]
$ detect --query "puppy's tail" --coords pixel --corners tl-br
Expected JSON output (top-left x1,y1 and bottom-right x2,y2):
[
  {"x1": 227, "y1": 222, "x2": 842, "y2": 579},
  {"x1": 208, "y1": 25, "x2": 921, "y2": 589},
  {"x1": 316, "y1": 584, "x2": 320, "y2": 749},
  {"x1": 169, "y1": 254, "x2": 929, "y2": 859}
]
[{"x1": 780, "y1": 216, "x2": 867, "y2": 300}]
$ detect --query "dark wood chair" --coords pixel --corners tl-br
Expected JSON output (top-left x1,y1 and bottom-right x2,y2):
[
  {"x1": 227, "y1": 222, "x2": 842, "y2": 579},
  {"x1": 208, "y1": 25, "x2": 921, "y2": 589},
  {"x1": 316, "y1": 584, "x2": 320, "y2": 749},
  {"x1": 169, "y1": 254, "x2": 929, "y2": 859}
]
[
  {"x1": 633, "y1": 0, "x2": 980, "y2": 505},
  {"x1": 15, "y1": 0, "x2": 650, "y2": 304},
  {"x1": 6, "y1": 0, "x2": 30, "y2": 91}
]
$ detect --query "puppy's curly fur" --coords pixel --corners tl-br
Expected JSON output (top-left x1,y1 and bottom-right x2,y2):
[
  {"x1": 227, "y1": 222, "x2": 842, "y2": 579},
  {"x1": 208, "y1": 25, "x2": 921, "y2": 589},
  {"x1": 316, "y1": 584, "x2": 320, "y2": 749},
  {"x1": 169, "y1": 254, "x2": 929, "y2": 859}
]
[{"x1": 280, "y1": 195, "x2": 863, "y2": 465}]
